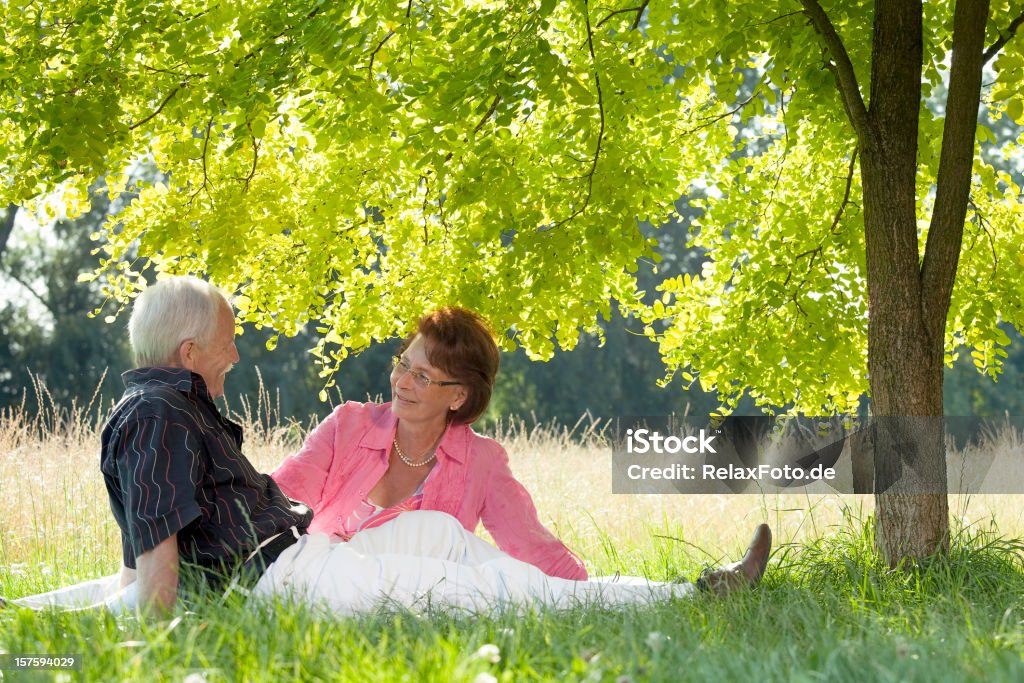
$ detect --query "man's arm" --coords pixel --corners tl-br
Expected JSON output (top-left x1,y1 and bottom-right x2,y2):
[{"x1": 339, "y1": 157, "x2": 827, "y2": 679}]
[
  {"x1": 136, "y1": 534, "x2": 180, "y2": 615},
  {"x1": 118, "y1": 565, "x2": 137, "y2": 588}
]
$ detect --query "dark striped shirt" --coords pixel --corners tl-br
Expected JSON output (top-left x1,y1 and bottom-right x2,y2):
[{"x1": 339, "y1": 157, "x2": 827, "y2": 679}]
[{"x1": 100, "y1": 368, "x2": 312, "y2": 569}]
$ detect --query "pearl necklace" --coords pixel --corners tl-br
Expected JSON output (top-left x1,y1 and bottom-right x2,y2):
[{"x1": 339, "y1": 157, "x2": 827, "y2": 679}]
[{"x1": 392, "y1": 438, "x2": 437, "y2": 468}]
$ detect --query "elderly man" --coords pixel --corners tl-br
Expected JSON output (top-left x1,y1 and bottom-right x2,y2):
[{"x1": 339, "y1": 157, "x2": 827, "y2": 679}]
[
  {"x1": 101, "y1": 276, "x2": 313, "y2": 612},
  {"x1": 10, "y1": 275, "x2": 771, "y2": 614}
]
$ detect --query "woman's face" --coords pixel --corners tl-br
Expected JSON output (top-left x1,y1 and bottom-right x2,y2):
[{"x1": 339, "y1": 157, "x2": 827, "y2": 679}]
[{"x1": 390, "y1": 335, "x2": 467, "y2": 428}]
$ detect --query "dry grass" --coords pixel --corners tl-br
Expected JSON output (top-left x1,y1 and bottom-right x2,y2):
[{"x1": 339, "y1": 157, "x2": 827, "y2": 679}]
[
  {"x1": 4, "y1": 392, "x2": 1024, "y2": 683},
  {"x1": 2, "y1": 400, "x2": 1022, "y2": 586},
  {"x1": 486, "y1": 417, "x2": 1024, "y2": 573}
]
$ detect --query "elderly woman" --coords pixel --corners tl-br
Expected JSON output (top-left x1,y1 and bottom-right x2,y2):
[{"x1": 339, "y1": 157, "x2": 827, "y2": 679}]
[{"x1": 271, "y1": 307, "x2": 587, "y2": 580}]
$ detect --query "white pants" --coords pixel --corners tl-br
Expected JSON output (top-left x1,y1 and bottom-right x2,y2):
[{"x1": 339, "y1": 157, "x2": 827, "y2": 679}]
[
  {"x1": 12, "y1": 511, "x2": 694, "y2": 613},
  {"x1": 253, "y1": 511, "x2": 695, "y2": 614},
  {"x1": 10, "y1": 573, "x2": 137, "y2": 612}
]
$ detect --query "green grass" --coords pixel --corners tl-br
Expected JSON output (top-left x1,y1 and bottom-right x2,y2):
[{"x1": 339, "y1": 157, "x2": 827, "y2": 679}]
[
  {"x1": 2, "y1": 513, "x2": 1023, "y2": 682},
  {"x1": 2, "y1": 401, "x2": 1024, "y2": 681}
]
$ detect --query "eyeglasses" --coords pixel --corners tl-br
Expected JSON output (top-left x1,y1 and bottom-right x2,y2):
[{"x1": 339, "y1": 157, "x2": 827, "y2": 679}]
[{"x1": 391, "y1": 356, "x2": 462, "y2": 388}]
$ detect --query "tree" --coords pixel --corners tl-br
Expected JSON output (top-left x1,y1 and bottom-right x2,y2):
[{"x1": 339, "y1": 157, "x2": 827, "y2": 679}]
[
  {"x1": 2, "y1": 1, "x2": 1023, "y2": 565},
  {"x1": 0, "y1": 189, "x2": 132, "y2": 409},
  {"x1": 0, "y1": 205, "x2": 16, "y2": 260}
]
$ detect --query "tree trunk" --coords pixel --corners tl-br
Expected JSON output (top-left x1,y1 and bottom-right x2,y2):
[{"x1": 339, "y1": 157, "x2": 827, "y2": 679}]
[
  {"x1": 862, "y1": 136, "x2": 950, "y2": 562},
  {"x1": 860, "y1": 0, "x2": 989, "y2": 565},
  {"x1": 849, "y1": 421, "x2": 874, "y2": 494},
  {"x1": 861, "y1": 0, "x2": 949, "y2": 565},
  {"x1": 0, "y1": 204, "x2": 17, "y2": 262}
]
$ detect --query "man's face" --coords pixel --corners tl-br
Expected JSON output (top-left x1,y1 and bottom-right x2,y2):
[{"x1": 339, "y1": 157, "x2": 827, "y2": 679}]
[{"x1": 187, "y1": 303, "x2": 240, "y2": 399}]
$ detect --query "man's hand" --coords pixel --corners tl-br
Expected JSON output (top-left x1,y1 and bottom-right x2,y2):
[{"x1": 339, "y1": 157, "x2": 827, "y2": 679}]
[{"x1": 136, "y1": 534, "x2": 180, "y2": 615}]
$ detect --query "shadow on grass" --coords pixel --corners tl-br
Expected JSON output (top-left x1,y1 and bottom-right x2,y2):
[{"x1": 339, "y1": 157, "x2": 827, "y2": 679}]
[{"x1": 772, "y1": 507, "x2": 1024, "y2": 611}]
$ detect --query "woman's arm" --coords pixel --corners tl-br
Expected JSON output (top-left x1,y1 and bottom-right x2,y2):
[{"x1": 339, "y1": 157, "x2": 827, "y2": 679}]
[
  {"x1": 478, "y1": 447, "x2": 588, "y2": 580},
  {"x1": 270, "y1": 408, "x2": 343, "y2": 508}
]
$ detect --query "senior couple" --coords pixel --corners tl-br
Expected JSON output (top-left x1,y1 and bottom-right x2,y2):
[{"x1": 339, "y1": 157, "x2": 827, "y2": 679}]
[{"x1": 10, "y1": 276, "x2": 771, "y2": 615}]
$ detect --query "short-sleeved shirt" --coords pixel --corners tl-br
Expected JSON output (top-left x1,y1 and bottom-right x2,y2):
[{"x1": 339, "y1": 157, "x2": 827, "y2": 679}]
[{"x1": 100, "y1": 367, "x2": 312, "y2": 570}]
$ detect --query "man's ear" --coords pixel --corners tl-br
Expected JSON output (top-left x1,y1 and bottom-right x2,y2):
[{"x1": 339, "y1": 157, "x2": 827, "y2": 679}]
[{"x1": 177, "y1": 339, "x2": 197, "y2": 370}]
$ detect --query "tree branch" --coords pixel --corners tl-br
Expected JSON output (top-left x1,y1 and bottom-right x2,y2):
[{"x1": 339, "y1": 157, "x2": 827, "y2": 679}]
[
  {"x1": 200, "y1": 119, "x2": 214, "y2": 193},
  {"x1": 172, "y1": 7, "x2": 214, "y2": 23},
  {"x1": 135, "y1": 8, "x2": 322, "y2": 127},
  {"x1": 630, "y1": 0, "x2": 649, "y2": 30},
  {"x1": 682, "y1": 91, "x2": 757, "y2": 135},
  {"x1": 794, "y1": 246, "x2": 822, "y2": 264},
  {"x1": 799, "y1": 0, "x2": 870, "y2": 139},
  {"x1": 235, "y1": 7, "x2": 322, "y2": 67},
  {"x1": 765, "y1": 89, "x2": 792, "y2": 210},
  {"x1": 783, "y1": 147, "x2": 858, "y2": 300},
  {"x1": 6, "y1": 270, "x2": 55, "y2": 317},
  {"x1": 921, "y1": 0, "x2": 990, "y2": 338},
  {"x1": 967, "y1": 197, "x2": 999, "y2": 273},
  {"x1": 742, "y1": 10, "x2": 803, "y2": 30},
  {"x1": 556, "y1": 0, "x2": 605, "y2": 226},
  {"x1": 420, "y1": 174, "x2": 431, "y2": 244},
  {"x1": 129, "y1": 84, "x2": 184, "y2": 131},
  {"x1": 189, "y1": 120, "x2": 215, "y2": 203},
  {"x1": 367, "y1": 30, "x2": 396, "y2": 79},
  {"x1": 249, "y1": 137, "x2": 259, "y2": 188},
  {"x1": 473, "y1": 94, "x2": 502, "y2": 133},
  {"x1": 829, "y1": 147, "x2": 859, "y2": 233},
  {"x1": 595, "y1": 1, "x2": 649, "y2": 30},
  {"x1": 983, "y1": 12, "x2": 1024, "y2": 65},
  {"x1": 790, "y1": 290, "x2": 808, "y2": 317},
  {"x1": 141, "y1": 64, "x2": 207, "y2": 79},
  {"x1": 438, "y1": 195, "x2": 450, "y2": 232},
  {"x1": 237, "y1": 127, "x2": 260, "y2": 192},
  {"x1": 0, "y1": 204, "x2": 17, "y2": 262}
]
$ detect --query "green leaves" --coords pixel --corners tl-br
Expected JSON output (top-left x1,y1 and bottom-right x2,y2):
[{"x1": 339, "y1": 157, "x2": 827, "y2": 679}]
[{"x1": 3, "y1": 0, "x2": 1023, "y2": 413}]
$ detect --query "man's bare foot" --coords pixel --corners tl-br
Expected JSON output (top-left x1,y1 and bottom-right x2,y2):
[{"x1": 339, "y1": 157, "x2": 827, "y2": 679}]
[{"x1": 696, "y1": 523, "x2": 772, "y2": 594}]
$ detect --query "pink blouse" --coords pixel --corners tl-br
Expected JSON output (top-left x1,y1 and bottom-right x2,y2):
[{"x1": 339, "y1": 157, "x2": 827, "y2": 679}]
[
  {"x1": 336, "y1": 471, "x2": 432, "y2": 541},
  {"x1": 271, "y1": 401, "x2": 587, "y2": 580},
  {"x1": 336, "y1": 492, "x2": 425, "y2": 542}
]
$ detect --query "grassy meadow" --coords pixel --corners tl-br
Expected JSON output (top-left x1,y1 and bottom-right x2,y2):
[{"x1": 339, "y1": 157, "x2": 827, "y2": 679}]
[{"x1": 1, "y1": 393, "x2": 1023, "y2": 681}]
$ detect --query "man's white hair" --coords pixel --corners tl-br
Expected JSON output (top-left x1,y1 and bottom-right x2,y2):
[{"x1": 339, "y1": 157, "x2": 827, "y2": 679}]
[{"x1": 129, "y1": 276, "x2": 231, "y2": 367}]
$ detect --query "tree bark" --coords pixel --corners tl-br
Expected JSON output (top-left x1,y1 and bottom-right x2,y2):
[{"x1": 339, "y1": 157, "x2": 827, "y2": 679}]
[
  {"x1": 860, "y1": 0, "x2": 989, "y2": 565},
  {"x1": 849, "y1": 421, "x2": 874, "y2": 494},
  {"x1": 0, "y1": 204, "x2": 17, "y2": 262},
  {"x1": 861, "y1": 0, "x2": 939, "y2": 565}
]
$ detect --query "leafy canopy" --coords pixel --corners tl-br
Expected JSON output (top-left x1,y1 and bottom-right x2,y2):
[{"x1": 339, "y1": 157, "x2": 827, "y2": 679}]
[{"x1": 2, "y1": 0, "x2": 1022, "y2": 411}]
